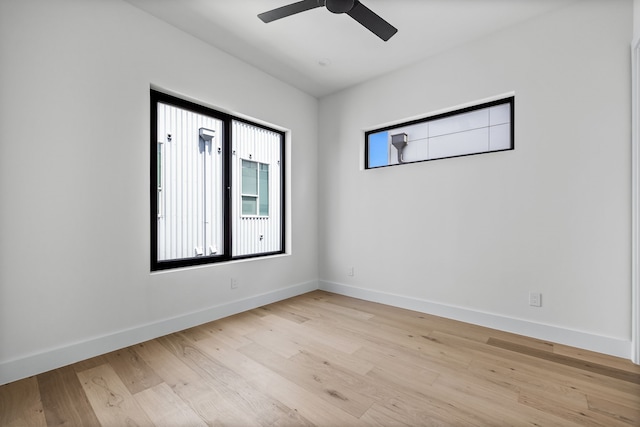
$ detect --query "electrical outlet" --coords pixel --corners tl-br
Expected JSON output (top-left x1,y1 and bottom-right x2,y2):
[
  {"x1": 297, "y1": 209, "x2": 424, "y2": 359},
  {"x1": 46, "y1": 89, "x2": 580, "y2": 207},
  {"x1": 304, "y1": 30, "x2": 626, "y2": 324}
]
[
  {"x1": 231, "y1": 278, "x2": 238, "y2": 289},
  {"x1": 529, "y1": 292, "x2": 542, "y2": 307},
  {"x1": 348, "y1": 266, "x2": 354, "y2": 277}
]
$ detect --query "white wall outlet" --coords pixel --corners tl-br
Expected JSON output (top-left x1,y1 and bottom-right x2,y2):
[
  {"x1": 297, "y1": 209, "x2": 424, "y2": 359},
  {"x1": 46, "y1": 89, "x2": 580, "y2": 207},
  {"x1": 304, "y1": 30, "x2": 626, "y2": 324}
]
[
  {"x1": 529, "y1": 292, "x2": 542, "y2": 307},
  {"x1": 231, "y1": 278, "x2": 238, "y2": 289},
  {"x1": 348, "y1": 266, "x2": 354, "y2": 277}
]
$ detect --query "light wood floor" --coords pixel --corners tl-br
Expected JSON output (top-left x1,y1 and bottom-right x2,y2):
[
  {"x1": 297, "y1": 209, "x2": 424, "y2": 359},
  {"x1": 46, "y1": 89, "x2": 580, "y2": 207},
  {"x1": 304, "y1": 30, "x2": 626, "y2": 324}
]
[{"x1": 1, "y1": 290, "x2": 639, "y2": 426}]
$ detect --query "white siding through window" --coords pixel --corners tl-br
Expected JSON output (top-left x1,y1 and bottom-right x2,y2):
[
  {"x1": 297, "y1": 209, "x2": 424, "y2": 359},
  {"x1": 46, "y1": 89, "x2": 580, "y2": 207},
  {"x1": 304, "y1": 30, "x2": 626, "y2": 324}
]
[
  {"x1": 232, "y1": 120, "x2": 282, "y2": 256},
  {"x1": 394, "y1": 104, "x2": 511, "y2": 164},
  {"x1": 156, "y1": 103, "x2": 224, "y2": 261}
]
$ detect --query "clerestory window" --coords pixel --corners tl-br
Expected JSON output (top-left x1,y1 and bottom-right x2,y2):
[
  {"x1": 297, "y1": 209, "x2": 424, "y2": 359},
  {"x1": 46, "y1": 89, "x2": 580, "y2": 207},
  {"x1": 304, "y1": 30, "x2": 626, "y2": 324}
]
[{"x1": 365, "y1": 97, "x2": 514, "y2": 169}]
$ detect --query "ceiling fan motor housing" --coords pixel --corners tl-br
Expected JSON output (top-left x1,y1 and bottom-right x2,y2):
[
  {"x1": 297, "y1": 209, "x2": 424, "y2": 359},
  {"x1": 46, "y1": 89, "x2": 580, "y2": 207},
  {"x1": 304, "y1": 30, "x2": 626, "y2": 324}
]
[{"x1": 325, "y1": 0, "x2": 356, "y2": 14}]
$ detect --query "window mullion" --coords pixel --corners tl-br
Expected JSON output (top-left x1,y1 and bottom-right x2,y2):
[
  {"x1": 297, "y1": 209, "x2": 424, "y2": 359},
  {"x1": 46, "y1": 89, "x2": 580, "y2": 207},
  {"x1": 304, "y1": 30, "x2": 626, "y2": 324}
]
[{"x1": 222, "y1": 117, "x2": 233, "y2": 261}]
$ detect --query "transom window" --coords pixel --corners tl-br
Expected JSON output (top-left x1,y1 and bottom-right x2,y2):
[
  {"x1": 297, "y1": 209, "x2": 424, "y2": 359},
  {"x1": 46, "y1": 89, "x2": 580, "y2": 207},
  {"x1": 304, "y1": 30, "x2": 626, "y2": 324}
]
[{"x1": 366, "y1": 97, "x2": 514, "y2": 169}]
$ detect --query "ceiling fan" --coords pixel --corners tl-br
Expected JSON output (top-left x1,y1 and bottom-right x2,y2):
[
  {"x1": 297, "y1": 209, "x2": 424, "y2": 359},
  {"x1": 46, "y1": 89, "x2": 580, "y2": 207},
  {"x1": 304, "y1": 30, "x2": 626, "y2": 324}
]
[{"x1": 258, "y1": 0, "x2": 398, "y2": 42}]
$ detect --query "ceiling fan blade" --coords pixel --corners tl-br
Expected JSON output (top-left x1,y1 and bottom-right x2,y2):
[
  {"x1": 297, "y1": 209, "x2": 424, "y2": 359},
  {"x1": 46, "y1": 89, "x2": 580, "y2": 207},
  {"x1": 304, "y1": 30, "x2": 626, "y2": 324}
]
[
  {"x1": 258, "y1": 0, "x2": 323, "y2": 23},
  {"x1": 347, "y1": 1, "x2": 397, "y2": 41}
]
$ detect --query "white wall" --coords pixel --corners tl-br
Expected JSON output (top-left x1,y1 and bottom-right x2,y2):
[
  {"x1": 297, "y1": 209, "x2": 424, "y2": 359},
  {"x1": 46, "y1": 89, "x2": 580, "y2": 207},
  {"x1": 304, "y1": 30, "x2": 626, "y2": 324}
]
[
  {"x1": 635, "y1": 0, "x2": 640, "y2": 36},
  {"x1": 0, "y1": 0, "x2": 318, "y2": 384},
  {"x1": 318, "y1": 0, "x2": 633, "y2": 356}
]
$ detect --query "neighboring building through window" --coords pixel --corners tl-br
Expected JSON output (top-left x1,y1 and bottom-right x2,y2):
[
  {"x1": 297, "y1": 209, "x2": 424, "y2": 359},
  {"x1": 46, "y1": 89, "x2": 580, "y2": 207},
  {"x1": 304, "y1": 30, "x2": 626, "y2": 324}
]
[
  {"x1": 241, "y1": 160, "x2": 269, "y2": 217},
  {"x1": 151, "y1": 90, "x2": 284, "y2": 271},
  {"x1": 366, "y1": 97, "x2": 514, "y2": 169},
  {"x1": 231, "y1": 120, "x2": 281, "y2": 257}
]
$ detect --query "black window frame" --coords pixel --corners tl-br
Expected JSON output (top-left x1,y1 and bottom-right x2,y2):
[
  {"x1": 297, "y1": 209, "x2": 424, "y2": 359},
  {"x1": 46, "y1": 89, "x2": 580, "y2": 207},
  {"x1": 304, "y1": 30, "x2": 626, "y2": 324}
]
[
  {"x1": 365, "y1": 97, "x2": 515, "y2": 169},
  {"x1": 150, "y1": 89, "x2": 285, "y2": 271}
]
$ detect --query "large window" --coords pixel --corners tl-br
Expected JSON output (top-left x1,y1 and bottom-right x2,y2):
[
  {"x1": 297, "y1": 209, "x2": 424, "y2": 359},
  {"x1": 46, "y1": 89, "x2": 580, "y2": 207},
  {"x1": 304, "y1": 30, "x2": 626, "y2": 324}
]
[
  {"x1": 365, "y1": 97, "x2": 514, "y2": 169},
  {"x1": 151, "y1": 90, "x2": 284, "y2": 271}
]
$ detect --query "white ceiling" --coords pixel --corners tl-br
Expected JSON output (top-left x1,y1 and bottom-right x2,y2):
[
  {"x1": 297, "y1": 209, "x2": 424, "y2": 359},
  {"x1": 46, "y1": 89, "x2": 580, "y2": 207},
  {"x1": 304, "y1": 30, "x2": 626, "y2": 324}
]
[{"x1": 124, "y1": 0, "x2": 576, "y2": 98}]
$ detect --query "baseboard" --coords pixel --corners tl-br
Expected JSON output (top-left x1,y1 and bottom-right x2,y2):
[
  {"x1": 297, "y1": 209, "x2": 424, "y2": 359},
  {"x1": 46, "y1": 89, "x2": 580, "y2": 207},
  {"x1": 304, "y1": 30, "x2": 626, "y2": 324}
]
[
  {"x1": 3, "y1": 278, "x2": 631, "y2": 386},
  {"x1": 319, "y1": 280, "x2": 632, "y2": 360},
  {"x1": 0, "y1": 280, "x2": 318, "y2": 386}
]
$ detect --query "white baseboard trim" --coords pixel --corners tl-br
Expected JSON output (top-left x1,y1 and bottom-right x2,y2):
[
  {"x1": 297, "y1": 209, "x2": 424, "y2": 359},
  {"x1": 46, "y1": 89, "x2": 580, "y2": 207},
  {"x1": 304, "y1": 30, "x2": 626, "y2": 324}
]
[
  {"x1": 3, "y1": 278, "x2": 631, "y2": 386},
  {"x1": 0, "y1": 280, "x2": 318, "y2": 386},
  {"x1": 319, "y1": 280, "x2": 632, "y2": 360}
]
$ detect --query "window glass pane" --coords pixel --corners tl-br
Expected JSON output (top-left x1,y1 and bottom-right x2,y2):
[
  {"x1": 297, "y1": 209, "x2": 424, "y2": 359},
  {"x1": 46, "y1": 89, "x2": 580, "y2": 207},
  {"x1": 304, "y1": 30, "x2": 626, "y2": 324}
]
[
  {"x1": 489, "y1": 104, "x2": 511, "y2": 126},
  {"x1": 489, "y1": 123, "x2": 511, "y2": 150},
  {"x1": 368, "y1": 131, "x2": 389, "y2": 168},
  {"x1": 242, "y1": 195, "x2": 257, "y2": 216},
  {"x1": 155, "y1": 101, "x2": 224, "y2": 263},
  {"x1": 232, "y1": 120, "x2": 283, "y2": 257},
  {"x1": 429, "y1": 108, "x2": 489, "y2": 138},
  {"x1": 242, "y1": 160, "x2": 257, "y2": 195},
  {"x1": 259, "y1": 164, "x2": 269, "y2": 216},
  {"x1": 429, "y1": 127, "x2": 489, "y2": 159}
]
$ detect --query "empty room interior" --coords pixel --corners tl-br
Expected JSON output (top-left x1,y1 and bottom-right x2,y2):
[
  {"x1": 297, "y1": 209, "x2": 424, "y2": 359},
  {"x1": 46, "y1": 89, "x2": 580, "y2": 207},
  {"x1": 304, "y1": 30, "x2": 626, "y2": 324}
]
[{"x1": 1, "y1": 0, "x2": 640, "y2": 425}]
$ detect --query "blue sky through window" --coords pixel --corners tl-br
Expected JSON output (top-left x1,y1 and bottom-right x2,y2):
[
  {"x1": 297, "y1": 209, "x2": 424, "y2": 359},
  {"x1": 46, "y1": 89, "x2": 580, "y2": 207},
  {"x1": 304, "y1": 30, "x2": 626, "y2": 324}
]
[{"x1": 368, "y1": 131, "x2": 388, "y2": 168}]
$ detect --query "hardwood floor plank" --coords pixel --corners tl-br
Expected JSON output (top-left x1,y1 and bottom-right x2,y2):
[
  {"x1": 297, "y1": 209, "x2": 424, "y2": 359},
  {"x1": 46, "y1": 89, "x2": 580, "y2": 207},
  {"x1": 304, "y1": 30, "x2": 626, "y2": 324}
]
[
  {"x1": 347, "y1": 350, "x2": 514, "y2": 425},
  {"x1": 488, "y1": 337, "x2": 640, "y2": 384},
  {"x1": 360, "y1": 391, "x2": 476, "y2": 426},
  {"x1": 308, "y1": 309, "x2": 431, "y2": 351},
  {"x1": 133, "y1": 339, "x2": 261, "y2": 426},
  {"x1": 359, "y1": 403, "x2": 417, "y2": 427},
  {"x1": 290, "y1": 348, "x2": 381, "y2": 413},
  {"x1": 134, "y1": 382, "x2": 207, "y2": 427},
  {"x1": 159, "y1": 332, "x2": 313, "y2": 426},
  {"x1": 186, "y1": 321, "x2": 254, "y2": 349},
  {"x1": 256, "y1": 314, "x2": 376, "y2": 375},
  {"x1": 436, "y1": 330, "x2": 640, "y2": 407},
  {"x1": 299, "y1": 338, "x2": 375, "y2": 377},
  {"x1": 0, "y1": 376, "x2": 46, "y2": 427},
  {"x1": 430, "y1": 371, "x2": 568, "y2": 427},
  {"x1": 587, "y1": 395, "x2": 640, "y2": 426},
  {"x1": 354, "y1": 329, "x2": 473, "y2": 374},
  {"x1": 70, "y1": 353, "x2": 111, "y2": 373},
  {"x1": 178, "y1": 324, "x2": 215, "y2": 343},
  {"x1": 105, "y1": 347, "x2": 163, "y2": 395},
  {"x1": 254, "y1": 302, "x2": 311, "y2": 324},
  {"x1": 553, "y1": 343, "x2": 640, "y2": 373},
  {"x1": 257, "y1": 313, "x2": 368, "y2": 365},
  {"x1": 76, "y1": 363, "x2": 154, "y2": 426},
  {"x1": 294, "y1": 297, "x2": 376, "y2": 321},
  {"x1": 196, "y1": 334, "x2": 370, "y2": 426},
  {"x1": 217, "y1": 310, "x2": 266, "y2": 335},
  {"x1": 239, "y1": 341, "x2": 375, "y2": 418},
  {"x1": 360, "y1": 349, "x2": 439, "y2": 388},
  {"x1": 37, "y1": 365, "x2": 101, "y2": 427},
  {"x1": 469, "y1": 351, "x2": 640, "y2": 415},
  {"x1": 245, "y1": 326, "x2": 305, "y2": 359},
  {"x1": 518, "y1": 389, "x2": 630, "y2": 427}
]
